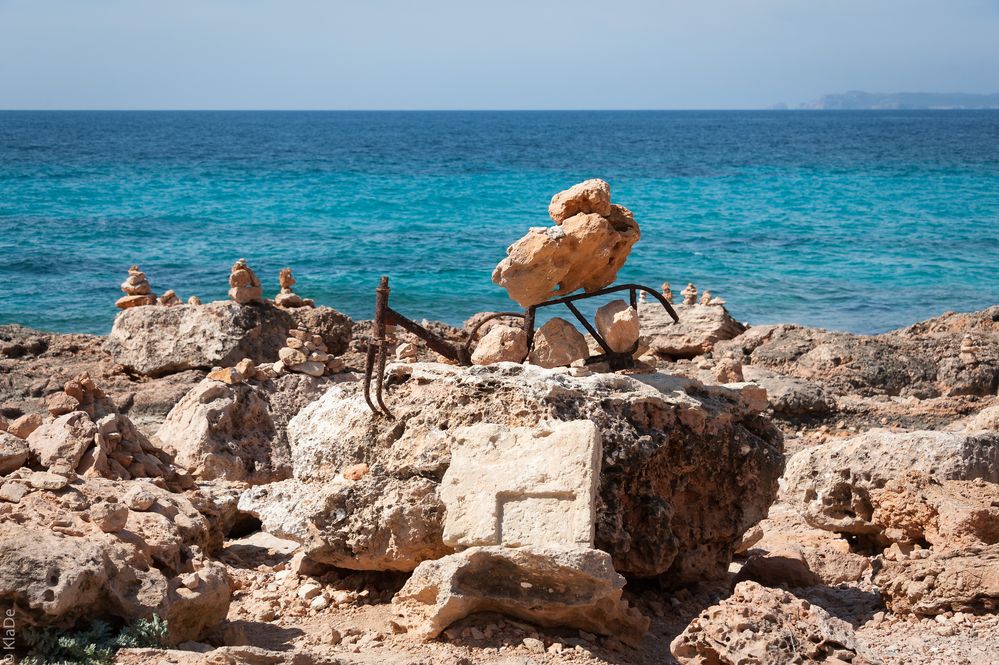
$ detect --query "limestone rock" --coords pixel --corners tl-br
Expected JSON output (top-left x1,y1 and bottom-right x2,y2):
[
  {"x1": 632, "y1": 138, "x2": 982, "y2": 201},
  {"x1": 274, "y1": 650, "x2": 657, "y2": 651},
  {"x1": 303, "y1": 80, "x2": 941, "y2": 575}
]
[
  {"x1": 528, "y1": 318, "x2": 588, "y2": 368},
  {"x1": 90, "y1": 501, "x2": 129, "y2": 532},
  {"x1": 670, "y1": 581, "x2": 867, "y2": 664},
  {"x1": 393, "y1": 546, "x2": 648, "y2": 644},
  {"x1": 718, "y1": 306, "x2": 999, "y2": 399},
  {"x1": 0, "y1": 432, "x2": 29, "y2": 474},
  {"x1": 641, "y1": 302, "x2": 746, "y2": 359},
  {"x1": 735, "y1": 543, "x2": 871, "y2": 588},
  {"x1": 0, "y1": 476, "x2": 227, "y2": 643},
  {"x1": 713, "y1": 358, "x2": 744, "y2": 384},
  {"x1": 106, "y1": 300, "x2": 350, "y2": 377},
  {"x1": 471, "y1": 324, "x2": 528, "y2": 365},
  {"x1": 548, "y1": 178, "x2": 611, "y2": 223},
  {"x1": 261, "y1": 362, "x2": 782, "y2": 580},
  {"x1": 7, "y1": 413, "x2": 42, "y2": 439},
  {"x1": 742, "y1": 366, "x2": 836, "y2": 417},
  {"x1": 155, "y1": 379, "x2": 279, "y2": 483},
  {"x1": 493, "y1": 181, "x2": 640, "y2": 307},
  {"x1": 870, "y1": 471, "x2": 999, "y2": 551},
  {"x1": 228, "y1": 258, "x2": 263, "y2": 304},
  {"x1": 441, "y1": 421, "x2": 600, "y2": 548},
  {"x1": 875, "y1": 545, "x2": 999, "y2": 616},
  {"x1": 595, "y1": 300, "x2": 640, "y2": 353},
  {"x1": 238, "y1": 475, "x2": 449, "y2": 572},
  {"x1": 784, "y1": 429, "x2": 999, "y2": 535},
  {"x1": 27, "y1": 411, "x2": 98, "y2": 469}
]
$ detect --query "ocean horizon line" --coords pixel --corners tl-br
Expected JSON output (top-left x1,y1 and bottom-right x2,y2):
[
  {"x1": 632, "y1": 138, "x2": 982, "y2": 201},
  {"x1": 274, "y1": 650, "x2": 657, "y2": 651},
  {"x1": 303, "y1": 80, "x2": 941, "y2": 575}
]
[{"x1": 5, "y1": 107, "x2": 999, "y2": 113}]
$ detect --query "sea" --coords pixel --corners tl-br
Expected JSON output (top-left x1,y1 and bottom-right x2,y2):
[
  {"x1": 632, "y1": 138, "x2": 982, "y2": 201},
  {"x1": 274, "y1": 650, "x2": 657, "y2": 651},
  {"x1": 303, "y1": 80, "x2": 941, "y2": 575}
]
[{"x1": 1, "y1": 110, "x2": 998, "y2": 336}]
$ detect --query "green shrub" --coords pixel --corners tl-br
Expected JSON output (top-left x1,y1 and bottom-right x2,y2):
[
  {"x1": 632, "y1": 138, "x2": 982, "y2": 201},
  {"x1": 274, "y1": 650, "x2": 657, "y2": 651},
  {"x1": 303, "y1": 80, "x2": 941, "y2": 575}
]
[{"x1": 21, "y1": 615, "x2": 168, "y2": 665}]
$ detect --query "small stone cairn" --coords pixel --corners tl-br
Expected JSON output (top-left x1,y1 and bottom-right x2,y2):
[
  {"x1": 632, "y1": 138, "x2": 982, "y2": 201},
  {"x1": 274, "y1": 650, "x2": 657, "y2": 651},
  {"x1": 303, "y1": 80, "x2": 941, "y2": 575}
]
[
  {"x1": 158, "y1": 290, "x2": 182, "y2": 307},
  {"x1": 116, "y1": 265, "x2": 157, "y2": 309},
  {"x1": 661, "y1": 281, "x2": 674, "y2": 303},
  {"x1": 681, "y1": 283, "x2": 698, "y2": 306},
  {"x1": 228, "y1": 258, "x2": 263, "y2": 304},
  {"x1": 274, "y1": 268, "x2": 314, "y2": 308},
  {"x1": 276, "y1": 329, "x2": 345, "y2": 377}
]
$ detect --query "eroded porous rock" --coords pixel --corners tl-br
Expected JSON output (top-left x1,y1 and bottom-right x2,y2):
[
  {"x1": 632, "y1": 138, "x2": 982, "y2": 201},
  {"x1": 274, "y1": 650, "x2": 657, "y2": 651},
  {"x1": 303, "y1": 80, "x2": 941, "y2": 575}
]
[
  {"x1": 156, "y1": 372, "x2": 337, "y2": 484},
  {"x1": 27, "y1": 411, "x2": 98, "y2": 469},
  {"x1": 870, "y1": 472, "x2": 999, "y2": 552},
  {"x1": 244, "y1": 362, "x2": 783, "y2": 580},
  {"x1": 528, "y1": 317, "x2": 588, "y2": 369},
  {"x1": 393, "y1": 546, "x2": 648, "y2": 644},
  {"x1": 720, "y1": 306, "x2": 999, "y2": 399},
  {"x1": 742, "y1": 366, "x2": 836, "y2": 417},
  {"x1": 670, "y1": 581, "x2": 868, "y2": 664},
  {"x1": 493, "y1": 180, "x2": 640, "y2": 307},
  {"x1": 0, "y1": 476, "x2": 229, "y2": 644},
  {"x1": 238, "y1": 475, "x2": 449, "y2": 572},
  {"x1": 471, "y1": 324, "x2": 528, "y2": 365},
  {"x1": 547, "y1": 178, "x2": 612, "y2": 223},
  {"x1": 0, "y1": 432, "x2": 28, "y2": 475},
  {"x1": 441, "y1": 420, "x2": 600, "y2": 548},
  {"x1": 875, "y1": 545, "x2": 999, "y2": 616},
  {"x1": 105, "y1": 300, "x2": 352, "y2": 377},
  {"x1": 642, "y1": 302, "x2": 746, "y2": 359},
  {"x1": 784, "y1": 429, "x2": 999, "y2": 536}
]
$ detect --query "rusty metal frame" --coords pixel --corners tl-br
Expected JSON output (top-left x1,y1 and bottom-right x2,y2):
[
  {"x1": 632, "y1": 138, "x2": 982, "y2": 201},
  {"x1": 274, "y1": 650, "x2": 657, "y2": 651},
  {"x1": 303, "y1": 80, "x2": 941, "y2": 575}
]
[{"x1": 362, "y1": 277, "x2": 679, "y2": 417}]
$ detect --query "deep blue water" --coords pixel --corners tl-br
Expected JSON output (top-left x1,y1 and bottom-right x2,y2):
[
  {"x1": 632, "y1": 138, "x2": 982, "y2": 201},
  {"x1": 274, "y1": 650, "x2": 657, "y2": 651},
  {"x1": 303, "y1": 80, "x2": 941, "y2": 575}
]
[{"x1": 1, "y1": 110, "x2": 998, "y2": 335}]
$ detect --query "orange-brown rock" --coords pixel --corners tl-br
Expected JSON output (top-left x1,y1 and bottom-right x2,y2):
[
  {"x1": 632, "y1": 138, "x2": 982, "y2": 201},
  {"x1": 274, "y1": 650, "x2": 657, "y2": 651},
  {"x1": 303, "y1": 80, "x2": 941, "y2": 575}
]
[
  {"x1": 547, "y1": 178, "x2": 611, "y2": 223},
  {"x1": 228, "y1": 258, "x2": 263, "y2": 304}
]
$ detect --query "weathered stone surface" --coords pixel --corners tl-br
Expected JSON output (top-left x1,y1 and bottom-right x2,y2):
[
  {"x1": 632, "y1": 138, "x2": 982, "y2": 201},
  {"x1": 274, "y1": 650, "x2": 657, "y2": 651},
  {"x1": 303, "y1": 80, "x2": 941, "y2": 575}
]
[
  {"x1": 528, "y1": 318, "x2": 588, "y2": 368},
  {"x1": 595, "y1": 300, "x2": 640, "y2": 353},
  {"x1": 548, "y1": 178, "x2": 611, "y2": 223},
  {"x1": 720, "y1": 306, "x2": 999, "y2": 399},
  {"x1": 257, "y1": 362, "x2": 782, "y2": 580},
  {"x1": 393, "y1": 546, "x2": 648, "y2": 644},
  {"x1": 742, "y1": 366, "x2": 836, "y2": 417},
  {"x1": 8, "y1": 413, "x2": 42, "y2": 439},
  {"x1": 875, "y1": 545, "x2": 999, "y2": 616},
  {"x1": 0, "y1": 432, "x2": 29, "y2": 474},
  {"x1": 870, "y1": 472, "x2": 999, "y2": 551},
  {"x1": 155, "y1": 379, "x2": 279, "y2": 483},
  {"x1": 0, "y1": 476, "x2": 228, "y2": 644},
  {"x1": 670, "y1": 581, "x2": 868, "y2": 664},
  {"x1": 471, "y1": 324, "x2": 528, "y2": 365},
  {"x1": 441, "y1": 421, "x2": 600, "y2": 548},
  {"x1": 238, "y1": 475, "x2": 449, "y2": 572},
  {"x1": 641, "y1": 303, "x2": 746, "y2": 359},
  {"x1": 90, "y1": 500, "x2": 129, "y2": 532},
  {"x1": 26, "y1": 411, "x2": 98, "y2": 469},
  {"x1": 784, "y1": 429, "x2": 999, "y2": 535},
  {"x1": 106, "y1": 301, "x2": 353, "y2": 378},
  {"x1": 736, "y1": 543, "x2": 871, "y2": 588}
]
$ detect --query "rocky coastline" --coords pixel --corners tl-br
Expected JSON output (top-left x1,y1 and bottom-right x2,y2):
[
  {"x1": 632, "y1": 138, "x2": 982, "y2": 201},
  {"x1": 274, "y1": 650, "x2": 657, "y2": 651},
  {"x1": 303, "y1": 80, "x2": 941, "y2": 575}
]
[{"x1": 1, "y1": 181, "x2": 997, "y2": 664}]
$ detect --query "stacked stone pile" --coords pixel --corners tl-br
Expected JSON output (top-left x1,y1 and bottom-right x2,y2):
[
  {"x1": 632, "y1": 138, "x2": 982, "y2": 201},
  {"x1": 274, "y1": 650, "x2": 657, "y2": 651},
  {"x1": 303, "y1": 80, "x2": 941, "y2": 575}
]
[
  {"x1": 274, "y1": 268, "x2": 315, "y2": 308},
  {"x1": 228, "y1": 258, "x2": 264, "y2": 304},
  {"x1": 275, "y1": 328, "x2": 345, "y2": 377},
  {"x1": 116, "y1": 264, "x2": 157, "y2": 309}
]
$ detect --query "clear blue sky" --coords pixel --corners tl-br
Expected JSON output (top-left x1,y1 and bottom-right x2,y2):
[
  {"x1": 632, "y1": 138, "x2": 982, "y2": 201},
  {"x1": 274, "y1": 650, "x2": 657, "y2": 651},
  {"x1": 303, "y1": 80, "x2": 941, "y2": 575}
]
[{"x1": 1, "y1": 0, "x2": 997, "y2": 109}]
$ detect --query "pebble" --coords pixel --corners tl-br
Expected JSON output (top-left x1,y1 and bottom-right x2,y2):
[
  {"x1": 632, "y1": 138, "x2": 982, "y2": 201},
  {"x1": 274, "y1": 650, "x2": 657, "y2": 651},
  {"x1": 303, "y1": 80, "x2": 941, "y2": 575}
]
[
  {"x1": 309, "y1": 595, "x2": 328, "y2": 611},
  {"x1": 522, "y1": 637, "x2": 544, "y2": 653},
  {"x1": 29, "y1": 471, "x2": 68, "y2": 491},
  {"x1": 298, "y1": 583, "x2": 322, "y2": 600}
]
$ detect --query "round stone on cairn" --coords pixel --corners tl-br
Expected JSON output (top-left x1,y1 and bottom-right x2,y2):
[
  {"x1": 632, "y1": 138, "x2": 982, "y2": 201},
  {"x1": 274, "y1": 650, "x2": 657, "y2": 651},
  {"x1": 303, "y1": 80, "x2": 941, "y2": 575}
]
[
  {"x1": 274, "y1": 268, "x2": 314, "y2": 309},
  {"x1": 187, "y1": 295, "x2": 202, "y2": 305},
  {"x1": 228, "y1": 258, "x2": 263, "y2": 305},
  {"x1": 275, "y1": 329, "x2": 343, "y2": 377},
  {"x1": 116, "y1": 265, "x2": 157, "y2": 309}
]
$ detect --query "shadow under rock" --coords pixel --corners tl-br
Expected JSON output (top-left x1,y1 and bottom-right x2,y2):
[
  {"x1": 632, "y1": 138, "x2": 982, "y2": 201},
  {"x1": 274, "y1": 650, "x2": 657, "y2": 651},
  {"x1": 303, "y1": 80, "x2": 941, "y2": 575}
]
[
  {"x1": 215, "y1": 620, "x2": 305, "y2": 652},
  {"x1": 795, "y1": 584, "x2": 885, "y2": 628}
]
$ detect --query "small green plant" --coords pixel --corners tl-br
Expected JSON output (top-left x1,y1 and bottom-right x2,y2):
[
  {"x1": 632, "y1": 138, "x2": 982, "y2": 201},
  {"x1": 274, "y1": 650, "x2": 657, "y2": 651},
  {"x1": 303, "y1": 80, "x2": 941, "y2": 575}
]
[{"x1": 21, "y1": 615, "x2": 168, "y2": 665}]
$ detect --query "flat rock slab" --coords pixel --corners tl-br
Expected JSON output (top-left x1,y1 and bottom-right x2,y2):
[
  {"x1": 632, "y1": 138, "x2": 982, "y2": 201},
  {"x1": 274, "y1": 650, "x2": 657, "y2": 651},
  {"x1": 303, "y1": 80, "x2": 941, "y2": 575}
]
[
  {"x1": 642, "y1": 303, "x2": 745, "y2": 359},
  {"x1": 392, "y1": 545, "x2": 649, "y2": 644},
  {"x1": 441, "y1": 420, "x2": 600, "y2": 548}
]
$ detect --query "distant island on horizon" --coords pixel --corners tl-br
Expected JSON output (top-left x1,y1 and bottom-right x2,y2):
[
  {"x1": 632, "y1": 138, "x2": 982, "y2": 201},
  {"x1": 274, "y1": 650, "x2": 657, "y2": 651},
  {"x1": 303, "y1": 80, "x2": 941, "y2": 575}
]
[{"x1": 774, "y1": 90, "x2": 999, "y2": 110}]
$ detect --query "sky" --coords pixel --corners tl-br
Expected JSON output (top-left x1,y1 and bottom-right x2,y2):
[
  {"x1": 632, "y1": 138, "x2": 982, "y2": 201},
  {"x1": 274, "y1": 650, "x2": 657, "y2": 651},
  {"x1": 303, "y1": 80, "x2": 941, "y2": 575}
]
[{"x1": 0, "y1": 0, "x2": 997, "y2": 110}]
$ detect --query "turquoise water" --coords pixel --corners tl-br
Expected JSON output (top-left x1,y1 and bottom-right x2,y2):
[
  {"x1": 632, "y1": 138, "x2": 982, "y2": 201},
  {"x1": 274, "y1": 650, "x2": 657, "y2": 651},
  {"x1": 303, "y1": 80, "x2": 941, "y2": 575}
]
[{"x1": 1, "y1": 110, "x2": 998, "y2": 335}]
